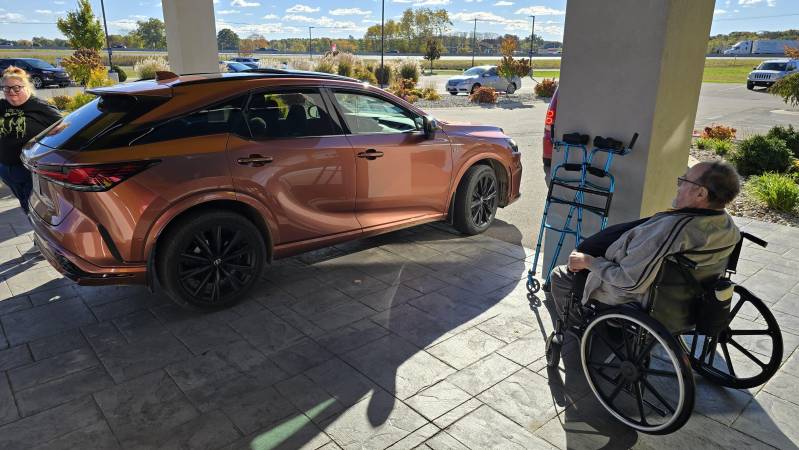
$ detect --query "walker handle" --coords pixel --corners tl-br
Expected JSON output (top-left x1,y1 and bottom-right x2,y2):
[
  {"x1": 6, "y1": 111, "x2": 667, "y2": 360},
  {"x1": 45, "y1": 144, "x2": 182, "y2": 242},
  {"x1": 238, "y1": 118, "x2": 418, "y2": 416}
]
[{"x1": 628, "y1": 132, "x2": 639, "y2": 150}]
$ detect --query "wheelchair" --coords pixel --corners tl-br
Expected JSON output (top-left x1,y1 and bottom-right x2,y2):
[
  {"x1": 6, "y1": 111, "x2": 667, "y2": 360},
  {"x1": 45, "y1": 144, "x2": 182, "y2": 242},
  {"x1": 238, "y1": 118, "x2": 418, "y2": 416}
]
[{"x1": 544, "y1": 232, "x2": 783, "y2": 435}]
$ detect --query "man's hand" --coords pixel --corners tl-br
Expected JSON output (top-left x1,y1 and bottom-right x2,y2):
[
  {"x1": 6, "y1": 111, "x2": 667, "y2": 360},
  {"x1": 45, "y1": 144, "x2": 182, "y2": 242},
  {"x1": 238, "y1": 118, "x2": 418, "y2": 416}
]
[{"x1": 568, "y1": 251, "x2": 594, "y2": 272}]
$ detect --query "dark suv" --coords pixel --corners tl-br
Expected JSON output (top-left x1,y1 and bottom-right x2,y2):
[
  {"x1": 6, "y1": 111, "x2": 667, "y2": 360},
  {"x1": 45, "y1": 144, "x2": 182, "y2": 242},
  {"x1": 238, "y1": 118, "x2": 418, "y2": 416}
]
[
  {"x1": 23, "y1": 69, "x2": 522, "y2": 309},
  {"x1": 0, "y1": 58, "x2": 71, "y2": 88}
]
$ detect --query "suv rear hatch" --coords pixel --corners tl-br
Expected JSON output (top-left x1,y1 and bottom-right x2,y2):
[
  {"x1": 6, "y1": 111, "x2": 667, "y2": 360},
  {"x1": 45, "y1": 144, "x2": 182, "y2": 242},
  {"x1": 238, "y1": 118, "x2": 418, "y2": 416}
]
[{"x1": 23, "y1": 89, "x2": 170, "y2": 226}]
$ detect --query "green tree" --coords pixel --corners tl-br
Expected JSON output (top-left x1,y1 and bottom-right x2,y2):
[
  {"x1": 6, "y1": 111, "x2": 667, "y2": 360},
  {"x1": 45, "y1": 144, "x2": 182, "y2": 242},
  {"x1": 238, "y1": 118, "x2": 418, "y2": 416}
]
[
  {"x1": 217, "y1": 28, "x2": 240, "y2": 51},
  {"x1": 423, "y1": 38, "x2": 443, "y2": 74},
  {"x1": 56, "y1": 0, "x2": 104, "y2": 50},
  {"x1": 770, "y1": 72, "x2": 799, "y2": 107},
  {"x1": 134, "y1": 18, "x2": 167, "y2": 50}
]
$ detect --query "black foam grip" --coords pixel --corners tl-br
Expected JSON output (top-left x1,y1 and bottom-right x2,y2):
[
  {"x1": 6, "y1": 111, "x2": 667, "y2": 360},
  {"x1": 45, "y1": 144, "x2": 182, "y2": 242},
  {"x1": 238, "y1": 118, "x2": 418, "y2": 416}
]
[{"x1": 563, "y1": 132, "x2": 590, "y2": 145}]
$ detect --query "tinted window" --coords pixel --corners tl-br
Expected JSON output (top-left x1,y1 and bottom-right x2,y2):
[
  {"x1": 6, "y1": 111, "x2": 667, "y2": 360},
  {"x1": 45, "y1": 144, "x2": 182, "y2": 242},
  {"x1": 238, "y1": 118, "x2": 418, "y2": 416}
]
[
  {"x1": 464, "y1": 67, "x2": 485, "y2": 76},
  {"x1": 38, "y1": 95, "x2": 167, "y2": 150},
  {"x1": 333, "y1": 92, "x2": 420, "y2": 134},
  {"x1": 246, "y1": 89, "x2": 341, "y2": 139},
  {"x1": 758, "y1": 62, "x2": 788, "y2": 71},
  {"x1": 137, "y1": 96, "x2": 248, "y2": 144},
  {"x1": 486, "y1": 67, "x2": 497, "y2": 76},
  {"x1": 24, "y1": 59, "x2": 55, "y2": 70}
]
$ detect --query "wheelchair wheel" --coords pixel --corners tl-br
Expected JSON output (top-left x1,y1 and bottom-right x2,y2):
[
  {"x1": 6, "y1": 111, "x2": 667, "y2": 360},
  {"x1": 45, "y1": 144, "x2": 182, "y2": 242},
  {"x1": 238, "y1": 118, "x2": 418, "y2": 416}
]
[
  {"x1": 679, "y1": 285, "x2": 782, "y2": 389},
  {"x1": 581, "y1": 308, "x2": 694, "y2": 435},
  {"x1": 546, "y1": 331, "x2": 562, "y2": 368}
]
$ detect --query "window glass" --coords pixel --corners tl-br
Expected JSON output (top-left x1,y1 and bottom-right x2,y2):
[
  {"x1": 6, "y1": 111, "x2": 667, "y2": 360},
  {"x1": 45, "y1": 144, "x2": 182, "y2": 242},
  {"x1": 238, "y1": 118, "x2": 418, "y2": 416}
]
[
  {"x1": 333, "y1": 92, "x2": 419, "y2": 134},
  {"x1": 464, "y1": 67, "x2": 485, "y2": 76},
  {"x1": 486, "y1": 67, "x2": 497, "y2": 76},
  {"x1": 246, "y1": 89, "x2": 340, "y2": 139},
  {"x1": 758, "y1": 62, "x2": 787, "y2": 71},
  {"x1": 137, "y1": 96, "x2": 248, "y2": 144}
]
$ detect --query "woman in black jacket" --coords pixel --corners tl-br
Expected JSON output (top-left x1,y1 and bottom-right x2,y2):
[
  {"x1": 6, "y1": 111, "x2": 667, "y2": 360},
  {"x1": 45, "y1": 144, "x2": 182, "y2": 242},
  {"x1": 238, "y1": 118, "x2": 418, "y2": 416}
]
[{"x1": 0, "y1": 66, "x2": 62, "y2": 214}]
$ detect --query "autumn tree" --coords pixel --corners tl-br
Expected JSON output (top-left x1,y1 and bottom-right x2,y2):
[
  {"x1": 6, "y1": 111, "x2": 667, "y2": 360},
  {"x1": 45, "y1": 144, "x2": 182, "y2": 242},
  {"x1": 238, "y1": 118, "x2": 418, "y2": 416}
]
[{"x1": 56, "y1": 0, "x2": 104, "y2": 50}]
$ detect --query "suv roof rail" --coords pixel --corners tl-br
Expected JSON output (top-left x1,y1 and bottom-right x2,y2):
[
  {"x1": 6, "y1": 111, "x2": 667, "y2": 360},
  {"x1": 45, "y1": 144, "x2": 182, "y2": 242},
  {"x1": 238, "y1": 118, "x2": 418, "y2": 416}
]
[{"x1": 242, "y1": 68, "x2": 360, "y2": 83}]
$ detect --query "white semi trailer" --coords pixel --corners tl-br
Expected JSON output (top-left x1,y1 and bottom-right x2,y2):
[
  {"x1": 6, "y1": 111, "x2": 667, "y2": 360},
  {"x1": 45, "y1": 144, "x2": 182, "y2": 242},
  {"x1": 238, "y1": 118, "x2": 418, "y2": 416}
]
[{"x1": 723, "y1": 39, "x2": 799, "y2": 55}]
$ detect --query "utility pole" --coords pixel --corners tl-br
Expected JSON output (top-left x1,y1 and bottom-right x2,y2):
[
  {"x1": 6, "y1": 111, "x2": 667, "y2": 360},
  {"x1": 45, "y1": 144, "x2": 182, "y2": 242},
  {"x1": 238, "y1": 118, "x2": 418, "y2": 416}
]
[
  {"x1": 529, "y1": 15, "x2": 536, "y2": 58},
  {"x1": 99, "y1": 0, "x2": 113, "y2": 69},
  {"x1": 471, "y1": 18, "x2": 477, "y2": 68},
  {"x1": 308, "y1": 26, "x2": 314, "y2": 60},
  {"x1": 380, "y1": 0, "x2": 385, "y2": 75}
]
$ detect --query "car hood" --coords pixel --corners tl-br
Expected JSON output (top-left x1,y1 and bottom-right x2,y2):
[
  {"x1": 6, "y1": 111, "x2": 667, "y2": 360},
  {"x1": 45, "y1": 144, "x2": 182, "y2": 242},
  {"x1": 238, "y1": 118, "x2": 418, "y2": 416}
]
[
  {"x1": 750, "y1": 70, "x2": 783, "y2": 75},
  {"x1": 448, "y1": 75, "x2": 478, "y2": 83},
  {"x1": 439, "y1": 121, "x2": 507, "y2": 139}
]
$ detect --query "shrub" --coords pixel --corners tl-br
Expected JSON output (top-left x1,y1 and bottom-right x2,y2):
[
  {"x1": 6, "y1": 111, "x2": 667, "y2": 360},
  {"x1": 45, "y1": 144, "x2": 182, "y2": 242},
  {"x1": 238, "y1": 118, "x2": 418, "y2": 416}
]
[
  {"x1": 375, "y1": 65, "x2": 392, "y2": 85},
  {"x1": 353, "y1": 65, "x2": 377, "y2": 84},
  {"x1": 134, "y1": 56, "x2": 169, "y2": 80},
  {"x1": 86, "y1": 68, "x2": 112, "y2": 88},
  {"x1": 387, "y1": 78, "x2": 418, "y2": 100},
  {"x1": 110, "y1": 64, "x2": 127, "y2": 82},
  {"x1": 314, "y1": 58, "x2": 335, "y2": 74},
  {"x1": 534, "y1": 78, "x2": 558, "y2": 98},
  {"x1": 695, "y1": 137, "x2": 713, "y2": 149},
  {"x1": 767, "y1": 124, "x2": 799, "y2": 158},
  {"x1": 405, "y1": 94, "x2": 419, "y2": 103},
  {"x1": 422, "y1": 87, "x2": 440, "y2": 101},
  {"x1": 68, "y1": 93, "x2": 95, "y2": 111},
  {"x1": 702, "y1": 124, "x2": 736, "y2": 141},
  {"x1": 61, "y1": 48, "x2": 104, "y2": 86},
  {"x1": 469, "y1": 86, "x2": 498, "y2": 104},
  {"x1": 729, "y1": 135, "x2": 794, "y2": 176},
  {"x1": 395, "y1": 58, "x2": 420, "y2": 83},
  {"x1": 48, "y1": 95, "x2": 72, "y2": 111},
  {"x1": 712, "y1": 139, "x2": 733, "y2": 156},
  {"x1": 288, "y1": 59, "x2": 312, "y2": 71},
  {"x1": 769, "y1": 72, "x2": 799, "y2": 107},
  {"x1": 748, "y1": 172, "x2": 799, "y2": 212},
  {"x1": 336, "y1": 53, "x2": 357, "y2": 77}
]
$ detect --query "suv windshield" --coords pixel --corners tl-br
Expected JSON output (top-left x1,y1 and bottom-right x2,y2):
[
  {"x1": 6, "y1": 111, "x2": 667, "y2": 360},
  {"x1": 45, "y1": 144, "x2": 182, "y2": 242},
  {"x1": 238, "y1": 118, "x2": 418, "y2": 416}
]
[
  {"x1": 758, "y1": 62, "x2": 788, "y2": 71},
  {"x1": 464, "y1": 67, "x2": 485, "y2": 76},
  {"x1": 24, "y1": 59, "x2": 56, "y2": 70}
]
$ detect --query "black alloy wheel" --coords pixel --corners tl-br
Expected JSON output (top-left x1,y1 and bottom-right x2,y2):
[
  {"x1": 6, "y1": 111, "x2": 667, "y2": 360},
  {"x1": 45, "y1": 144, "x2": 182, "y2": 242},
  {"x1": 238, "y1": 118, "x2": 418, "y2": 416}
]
[{"x1": 453, "y1": 165, "x2": 499, "y2": 235}]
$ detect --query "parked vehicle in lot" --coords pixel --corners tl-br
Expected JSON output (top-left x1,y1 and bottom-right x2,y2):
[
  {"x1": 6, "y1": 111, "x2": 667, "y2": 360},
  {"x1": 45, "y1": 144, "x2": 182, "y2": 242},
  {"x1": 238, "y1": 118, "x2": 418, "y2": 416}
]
[
  {"x1": 22, "y1": 69, "x2": 522, "y2": 309},
  {"x1": 229, "y1": 57, "x2": 260, "y2": 69},
  {"x1": 747, "y1": 59, "x2": 799, "y2": 90},
  {"x1": 0, "y1": 58, "x2": 71, "y2": 88},
  {"x1": 220, "y1": 61, "x2": 250, "y2": 72},
  {"x1": 446, "y1": 65, "x2": 522, "y2": 95},
  {"x1": 723, "y1": 39, "x2": 799, "y2": 55}
]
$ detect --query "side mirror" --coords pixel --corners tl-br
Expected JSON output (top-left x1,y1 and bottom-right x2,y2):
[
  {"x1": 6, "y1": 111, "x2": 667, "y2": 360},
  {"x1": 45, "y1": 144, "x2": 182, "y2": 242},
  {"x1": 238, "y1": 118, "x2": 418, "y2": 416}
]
[
  {"x1": 423, "y1": 115, "x2": 439, "y2": 139},
  {"x1": 753, "y1": 66, "x2": 757, "y2": 70}
]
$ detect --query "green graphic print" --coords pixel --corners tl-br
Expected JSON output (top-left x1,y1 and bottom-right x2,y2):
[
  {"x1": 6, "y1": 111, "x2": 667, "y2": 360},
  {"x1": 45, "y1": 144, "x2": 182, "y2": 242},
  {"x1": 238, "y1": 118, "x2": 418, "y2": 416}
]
[{"x1": 0, "y1": 110, "x2": 26, "y2": 139}]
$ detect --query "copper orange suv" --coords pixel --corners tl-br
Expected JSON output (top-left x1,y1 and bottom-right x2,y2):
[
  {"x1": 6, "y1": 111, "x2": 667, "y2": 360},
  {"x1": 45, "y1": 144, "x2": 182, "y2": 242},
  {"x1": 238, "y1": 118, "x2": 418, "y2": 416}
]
[{"x1": 22, "y1": 69, "x2": 522, "y2": 308}]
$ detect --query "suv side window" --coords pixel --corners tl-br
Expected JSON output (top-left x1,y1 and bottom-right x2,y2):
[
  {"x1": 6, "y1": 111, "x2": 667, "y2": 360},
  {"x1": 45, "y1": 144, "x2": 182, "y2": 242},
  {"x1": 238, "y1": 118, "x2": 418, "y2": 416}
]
[
  {"x1": 332, "y1": 91, "x2": 420, "y2": 134},
  {"x1": 486, "y1": 67, "x2": 497, "y2": 77},
  {"x1": 245, "y1": 89, "x2": 341, "y2": 139},
  {"x1": 137, "y1": 96, "x2": 248, "y2": 144}
]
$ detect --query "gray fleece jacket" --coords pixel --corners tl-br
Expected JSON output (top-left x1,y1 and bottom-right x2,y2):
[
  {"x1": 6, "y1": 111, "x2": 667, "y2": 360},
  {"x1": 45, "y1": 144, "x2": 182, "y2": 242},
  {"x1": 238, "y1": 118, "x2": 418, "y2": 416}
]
[{"x1": 583, "y1": 209, "x2": 740, "y2": 306}]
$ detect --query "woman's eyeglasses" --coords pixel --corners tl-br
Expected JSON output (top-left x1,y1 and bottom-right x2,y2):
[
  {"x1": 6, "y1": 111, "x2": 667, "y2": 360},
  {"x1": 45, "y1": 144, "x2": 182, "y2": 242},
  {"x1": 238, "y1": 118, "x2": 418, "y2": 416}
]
[{"x1": 2, "y1": 85, "x2": 24, "y2": 94}]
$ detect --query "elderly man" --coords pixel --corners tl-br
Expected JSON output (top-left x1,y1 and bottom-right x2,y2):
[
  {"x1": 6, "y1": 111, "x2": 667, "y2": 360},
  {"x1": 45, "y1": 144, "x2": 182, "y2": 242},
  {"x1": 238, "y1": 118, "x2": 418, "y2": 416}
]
[{"x1": 545, "y1": 160, "x2": 742, "y2": 315}]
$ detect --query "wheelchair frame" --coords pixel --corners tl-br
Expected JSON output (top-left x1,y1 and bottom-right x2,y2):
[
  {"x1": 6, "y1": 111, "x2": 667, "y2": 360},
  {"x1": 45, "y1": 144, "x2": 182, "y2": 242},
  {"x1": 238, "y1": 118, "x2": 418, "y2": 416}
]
[{"x1": 543, "y1": 232, "x2": 783, "y2": 435}]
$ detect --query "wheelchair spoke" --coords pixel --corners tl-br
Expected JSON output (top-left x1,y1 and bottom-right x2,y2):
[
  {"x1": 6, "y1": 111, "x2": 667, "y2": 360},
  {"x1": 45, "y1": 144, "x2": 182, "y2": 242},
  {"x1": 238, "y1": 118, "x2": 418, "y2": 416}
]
[
  {"x1": 596, "y1": 333, "x2": 626, "y2": 362},
  {"x1": 635, "y1": 338, "x2": 657, "y2": 366},
  {"x1": 721, "y1": 342, "x2": 736, "y2": 377},
  {"x1": 728, "y1": 338, "x2": 767, "y2": 368},
  {"x1": 588, "y1": 361, "x2": 622, "y2": 370},
  {"x1": 641, "y1": 377, "x2": 676, "y2": 415},
  {"x1": 729, "y1": 329, "x2": 772, "y2": 336},
  {"x1": 728, "y1": 297, "x2": 745, "y2": 322},
  {"x1": 641, "y1": 368, "x2": 678, "y2": 378},
  {"x1": 608, "y1": 379, "x2": 627, "y2": 403},
  {"x1": 708, "y1": 337, "x2": 719, "y2": 367},
  {"x1": 634, "y1": 381, "x2": 648, "y2": 426}
]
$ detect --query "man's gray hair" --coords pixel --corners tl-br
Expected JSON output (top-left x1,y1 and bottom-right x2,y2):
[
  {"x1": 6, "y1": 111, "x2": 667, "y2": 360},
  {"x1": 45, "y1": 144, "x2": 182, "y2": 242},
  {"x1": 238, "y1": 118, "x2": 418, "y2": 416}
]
[{"x1": 696, "y1": 161, "x2": 741, "y2": 208}]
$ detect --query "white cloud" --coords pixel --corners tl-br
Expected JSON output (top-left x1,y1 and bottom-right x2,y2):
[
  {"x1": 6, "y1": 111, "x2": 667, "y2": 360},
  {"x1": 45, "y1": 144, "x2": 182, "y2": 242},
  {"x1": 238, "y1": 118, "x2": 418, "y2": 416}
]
[
  {"x1": 231, "y1": 0, "x2": 260, "y2": 7},
  {"x1": 362, "y1": 18, "x2": 379, "y2": 23},
  {"x1": 494, "y1": 1, "x2": 513, "y2": 5},
  {"x1": 514, "y1": 6, "x2": 564, "y2": 15},
  {"x1": 108, "y1": 18, "x2": 140, "y2": 32},
  {"x1": 330, "y1": 8, "x2": 372, "y2": 16},
  {"x1": 414, "y1": 0, "x2": 450, "y2": 5},
  {"x1": 738, "y1": 0, "x2": 762, "y2": 5},
  {"x1": 392, "y1": 0, "x2": 414, "y2": 3},
  {"x1": 286, "y1": 4, "x2": 319, "y2": 13},
  {"x1": 767, "y1": 0, "x2": 776, "y2": 6},
  {"x1": 0, "y1": 13, "x2": 24, "y2": 21},
  {"x1": 53, "y1": 0, "x2": 65, "y2": 4},
  {"x1": 263, "y1": 13, "x2": 279, "y2": 19},
  {"x1": 282, "y1": 14, "x2": 361, "y2": 29},
  {"x1": 714, "y1": 8, "x2": 727, "y2": 14},
  {"x1": 218, "y1": 9, "x2": 240, "y2": 14}
]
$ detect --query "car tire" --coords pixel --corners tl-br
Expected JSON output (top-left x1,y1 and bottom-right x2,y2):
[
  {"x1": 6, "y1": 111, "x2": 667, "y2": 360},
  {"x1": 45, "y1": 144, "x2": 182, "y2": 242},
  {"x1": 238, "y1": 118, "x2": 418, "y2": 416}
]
[
  {"x1": 470, "y1": 83, "x2": 481, "y2": 94},
  {"x1": 506, "y1": 82, "x2": 517, "y2": 94},
  {"x1": 746, "y1": 81, "x2": 754, "y2": 90},
  {"x1": 449, "y1": 91, "x2": 458, "y2": 95},
  {"x1": 157, "y1": 210, "x2": 266, "y2": 309},
  {"x1": 453, "y1": 165, "x2": 499, "y2": 235},
  {"x1": 31, "y1": 77, "x2": 43, "y2": 89}
]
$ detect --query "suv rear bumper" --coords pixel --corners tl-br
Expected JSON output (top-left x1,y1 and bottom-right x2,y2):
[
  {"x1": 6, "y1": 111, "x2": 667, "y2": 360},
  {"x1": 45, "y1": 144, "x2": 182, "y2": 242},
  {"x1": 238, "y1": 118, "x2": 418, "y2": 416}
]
[{"x1": 29, "y1": 212, "x2": 146, "y2": 286}]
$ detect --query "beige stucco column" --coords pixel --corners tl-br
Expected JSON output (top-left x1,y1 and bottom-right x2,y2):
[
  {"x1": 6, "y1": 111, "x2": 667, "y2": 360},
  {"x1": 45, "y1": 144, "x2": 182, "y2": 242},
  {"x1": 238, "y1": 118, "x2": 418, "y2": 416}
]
[
  {"x1": 162, "y1": 0, "x2": 218, "y2": 74},
  {"x1": 540, "y1": 0, "x2": 714, "y2": 272}
]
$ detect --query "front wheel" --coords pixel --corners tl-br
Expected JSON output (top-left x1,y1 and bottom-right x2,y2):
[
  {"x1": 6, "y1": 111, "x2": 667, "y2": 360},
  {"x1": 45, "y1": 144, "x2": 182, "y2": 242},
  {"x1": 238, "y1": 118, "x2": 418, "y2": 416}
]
[
  {"x1": 157, "y1": 210, "x2": 266, "y2": 309},
  {"x1": 453, "y1": 165, "x2": 499, "y2": 235},
  {"x1": 506, "y1": 82, "x2": 517, "y2": 94},
  {"x1": 746, "y1": 81, "x2": 754, "y2": 90},
  {"x1": 32, "y1": 77, "x2": 43, "y2": 89},
  {"x1": 470, "y1": 83, "x2": 481, "y2": 94}
]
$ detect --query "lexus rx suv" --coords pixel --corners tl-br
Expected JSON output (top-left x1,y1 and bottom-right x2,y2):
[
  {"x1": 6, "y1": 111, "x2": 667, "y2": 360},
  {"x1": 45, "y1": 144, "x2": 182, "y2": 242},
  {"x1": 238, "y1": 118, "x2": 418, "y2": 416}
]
[{"x1": 23, "y1": 69, "x2": 522, "y2": 309}]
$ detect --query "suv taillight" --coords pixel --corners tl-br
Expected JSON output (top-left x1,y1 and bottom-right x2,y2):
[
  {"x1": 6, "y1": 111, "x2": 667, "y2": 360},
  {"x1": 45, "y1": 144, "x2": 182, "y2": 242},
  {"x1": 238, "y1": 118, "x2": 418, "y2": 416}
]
[{"x1": 33, "y1": 161, "x2": 158, "y2": 192}]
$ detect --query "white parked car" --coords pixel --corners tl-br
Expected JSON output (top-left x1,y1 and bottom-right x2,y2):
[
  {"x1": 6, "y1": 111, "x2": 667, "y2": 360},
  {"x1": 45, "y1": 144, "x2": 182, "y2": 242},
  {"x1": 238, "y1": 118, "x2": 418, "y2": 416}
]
[
  {"x1": 446, "y1": 66, "x2": 522, "y2": 95},
  {"x1": 747, "y1": 59, "x2": 799, "y2": 90},
  {"x1": 230, "y1": 57, "x2": 259, "y2": 69}
]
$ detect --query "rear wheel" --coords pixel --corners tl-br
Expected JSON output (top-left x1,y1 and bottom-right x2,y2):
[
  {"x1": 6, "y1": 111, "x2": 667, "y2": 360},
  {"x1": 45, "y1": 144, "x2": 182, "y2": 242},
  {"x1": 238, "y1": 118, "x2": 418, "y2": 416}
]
[
  {"x1": 453, "y1": 165, "x2": 499, "y2": 235},
  {"x1": 158, "y1": 210, "x2": 266, "y2": 309}
]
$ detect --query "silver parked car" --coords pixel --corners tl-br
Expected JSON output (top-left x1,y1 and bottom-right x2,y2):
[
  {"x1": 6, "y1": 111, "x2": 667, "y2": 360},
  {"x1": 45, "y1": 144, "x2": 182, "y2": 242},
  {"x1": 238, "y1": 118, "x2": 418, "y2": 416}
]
[
  {"x1": 230, "y1": 57, "x2": 260, "y2": 69},
  {"x1": 747, "y1": 59, "x2": 798, "y2": 90},
  {"x1": 446, "y1": 65, "x2": 522, "y2": 95}
]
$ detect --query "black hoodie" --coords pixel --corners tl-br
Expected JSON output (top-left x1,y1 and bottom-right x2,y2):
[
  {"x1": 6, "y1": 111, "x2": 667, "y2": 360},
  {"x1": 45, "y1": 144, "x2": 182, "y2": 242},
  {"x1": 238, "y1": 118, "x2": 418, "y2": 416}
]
[{"x1": 0, "y1": 96, "x2": 61, "y2": 166}]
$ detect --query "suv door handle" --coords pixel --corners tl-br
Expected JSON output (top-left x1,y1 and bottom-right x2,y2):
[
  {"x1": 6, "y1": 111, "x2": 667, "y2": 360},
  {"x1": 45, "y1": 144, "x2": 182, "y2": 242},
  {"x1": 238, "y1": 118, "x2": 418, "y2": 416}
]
[
  {"x1": 357, "y1": 149, "x2": 384, "y2": 160},
  {"x1": 237, "y1": 154, "x2": 273, "y2": 167}
]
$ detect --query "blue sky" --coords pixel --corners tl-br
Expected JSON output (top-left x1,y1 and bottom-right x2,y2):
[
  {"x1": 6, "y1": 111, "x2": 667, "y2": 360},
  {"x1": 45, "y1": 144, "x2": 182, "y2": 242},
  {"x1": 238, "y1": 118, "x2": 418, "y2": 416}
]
[{"x1": 0, "y1": 0, "x2": 796, "y2": 41}]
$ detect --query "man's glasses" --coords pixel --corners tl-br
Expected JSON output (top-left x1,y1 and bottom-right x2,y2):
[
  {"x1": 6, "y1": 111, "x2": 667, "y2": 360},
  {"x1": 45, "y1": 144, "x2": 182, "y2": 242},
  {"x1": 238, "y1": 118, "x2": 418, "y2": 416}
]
[
  {"x1": 676, "y1": 176, "x2": 705, "y2": 188},
  {"x1": 2, "y1": 86, "x2": 24, "y2": 94}
]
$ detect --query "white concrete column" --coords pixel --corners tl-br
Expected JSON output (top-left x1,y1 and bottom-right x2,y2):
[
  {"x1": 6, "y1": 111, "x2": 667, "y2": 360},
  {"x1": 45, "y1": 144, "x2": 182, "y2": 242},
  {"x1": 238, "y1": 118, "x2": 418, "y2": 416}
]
[
  {"x1": 162, "y1": 0, "x2": 218, "y2": 75},
  {"x1": 540, "y1": 0, "x2": 714, "y2": 271}
]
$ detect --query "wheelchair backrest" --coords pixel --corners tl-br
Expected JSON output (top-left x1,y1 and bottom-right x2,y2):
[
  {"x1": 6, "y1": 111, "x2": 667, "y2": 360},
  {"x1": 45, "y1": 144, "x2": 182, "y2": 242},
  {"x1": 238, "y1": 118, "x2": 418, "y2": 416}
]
[{"x1": 646, "y1": 256, "x2": 729, "y2": 334}]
